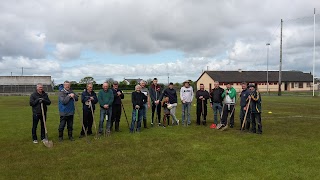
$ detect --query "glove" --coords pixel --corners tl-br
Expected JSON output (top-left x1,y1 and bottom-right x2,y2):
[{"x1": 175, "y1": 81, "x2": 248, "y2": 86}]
[{"x1": 38, "y1": 98, "x2": 43, "y2": 103}]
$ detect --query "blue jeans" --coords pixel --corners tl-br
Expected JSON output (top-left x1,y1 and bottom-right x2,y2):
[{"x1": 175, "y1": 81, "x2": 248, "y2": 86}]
[
  {"x1": 99, "y1": 107, "x2": 112, "y2": 133},
  {"x1": 212, "y1": 103, "x2": 222, "y2": 124},
  {"x1": 131, "y1": 108, "x2": 143, "y2": 131},
  {"x1": 182, "y1": 102, "x2": 191, "y2": 125}
]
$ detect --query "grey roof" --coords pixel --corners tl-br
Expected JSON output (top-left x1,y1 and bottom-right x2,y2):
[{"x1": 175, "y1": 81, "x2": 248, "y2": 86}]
[
  {"x1": 124, "y1": 78, "x2": 143, "y2": 82},
  {"x1": 199, "y1": 71, "x2": 313, "y2": 83}
]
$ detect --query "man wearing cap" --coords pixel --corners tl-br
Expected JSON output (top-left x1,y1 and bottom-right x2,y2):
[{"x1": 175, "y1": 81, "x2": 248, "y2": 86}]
[
  {"x1": 180, "y1": 80, "x2": 194, "y2": 126},
  {"x1": 196, "y1": 83, "x2": 210, "y2": 126},
  {"x1": 239, "y1": 82, "x2": 251, "y2": 131},
  {"x1": 111, "y1": 81, "x2": 124, "y2": 132},
  {"x1": 248, "y1": 84, "x2": 262, "y2": 134},
  {"x1": 140, "y1": 80, "x2": 150, "y2": 129},
  {"x1": 149, "y1": 78, "x2": 163, "y2": 127},
  {"x1": 162, "y1": 82, "x2": 179, "y2": 125},
  {"x1": 220, "y1": 82, "x2": 236, "y2": 130}
]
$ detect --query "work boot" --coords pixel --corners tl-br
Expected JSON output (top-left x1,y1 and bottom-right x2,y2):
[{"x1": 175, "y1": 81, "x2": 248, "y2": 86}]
[
  {"x1": 59, "y1": 131, "x2": 63, "y2": 142},
  {"x1": 68, "y1": 131, "x2": 75, "y2": 141}
]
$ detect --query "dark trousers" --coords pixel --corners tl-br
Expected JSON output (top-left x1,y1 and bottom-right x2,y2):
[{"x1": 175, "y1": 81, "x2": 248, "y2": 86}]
[
  {"x1": 221, "y1": 104, "x2": 235, "y2": 126},
  {"x1": 59, "y1": 115, "x2": 74, "y2": 137},
  {"x1": 81, "y1": 110, "x2": 93, "y2": 135},
  {"x1": 196, "y1": 103, "x2": 207, "y2": 125},
  {"x1": 251, "y1": 113, "x2": 262, "y2": 133},
  {"x1": 151, "y1": 103, "x2": 161, "y2": 124},
  {"x1": 163, "y1": 114, "x2": 170, "y2": 126},
  {"x1": 111, "y1": 104, "x2": 122, "y2": 131},
  {"x1": 240, "y1": 106, "x2": 251, "y2": 130},
  {"x1": 32, "y1": 114, "x2": 46, "y2": 140}
]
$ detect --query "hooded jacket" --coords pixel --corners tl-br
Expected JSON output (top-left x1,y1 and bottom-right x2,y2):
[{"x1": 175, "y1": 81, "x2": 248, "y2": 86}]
[
  {"x1": 58, "y1": 88, "x2": 78, "y2": 116},
  {"x1": 81, "y1": 90, "x2": 98, "y2": 112},
  {"x1": 30, "y1": 91, "x2": 51, "y2": 115}
]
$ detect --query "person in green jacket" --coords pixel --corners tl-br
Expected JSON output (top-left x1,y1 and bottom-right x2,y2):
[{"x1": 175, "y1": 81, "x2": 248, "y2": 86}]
[
  {"x1": 220, "y1": 82, "x2": 236, "y2": 130},
  {"x1": 98, "y1": 82, "x2": 114, "y2": 136}
]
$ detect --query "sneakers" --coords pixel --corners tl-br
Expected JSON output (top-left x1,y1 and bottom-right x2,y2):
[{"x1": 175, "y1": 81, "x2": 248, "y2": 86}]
[
  {"x1": 33, "y1": 140, "x2": 38, "y2": 144},
  {"x1": 158, "y1": 123, "x2": 161, "y2": 127},
  {"x1": 176, "y1": 120, "x2": 179, "y2": 125},
  {"x1": 210, "y1": 124, "x2": 217, "y2": 129},
  {"x1": 41, "y1": 139, "x2": 48, "y2": 143},
  {"x1": 150, "y1": 123, "x2": 154, "y2": 127},
  {"x1": 216, "y1": 124, "x2": 223, "y2": 129}
]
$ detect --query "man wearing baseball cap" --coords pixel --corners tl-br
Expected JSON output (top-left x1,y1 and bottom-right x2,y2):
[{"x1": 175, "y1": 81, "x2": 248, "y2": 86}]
[
  {"x1": 111, "y1": 81, "x2": 124, "y2": 132},
  {"x1": 180, "y1": 80, "x2": 194, "y2": 126}
]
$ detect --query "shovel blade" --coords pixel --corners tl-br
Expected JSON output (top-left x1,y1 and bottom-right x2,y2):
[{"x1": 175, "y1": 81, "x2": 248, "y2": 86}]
[{"x1": 43, "y1": 140, "x2": 54, "y2": 148}]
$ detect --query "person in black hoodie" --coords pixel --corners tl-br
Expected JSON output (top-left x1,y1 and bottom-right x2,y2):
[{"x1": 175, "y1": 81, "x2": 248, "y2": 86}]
[
  {"x1": 196, "y1": 84, "x2": 210, "y2": 125},
  {"x1": 29, "y1": 83, "x2": 51, "y2": 143},
  {"x1": 209, "y1": 81, "x2": 224, "y2": 128},
  {"x1": 111, "y1": 81, "x2": 124, "y2": 132},
  {"x1": 80, "y1": 83, "x2": 98, "y2": 138},
  {"x1": 149, "y1": 78, "x2": 163, "y2": 126},
  {"x1": 131, "y1": 85, "x2": 147, "y2": 133},
  {"x1": 162, "y1": 82, "x2": 179, "y2": 125}
]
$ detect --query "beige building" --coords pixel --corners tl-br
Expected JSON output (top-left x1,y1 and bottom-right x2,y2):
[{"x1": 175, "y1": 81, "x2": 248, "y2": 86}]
[{"x1": 196, "y1": 71, "x2": 313, "y2": 92}]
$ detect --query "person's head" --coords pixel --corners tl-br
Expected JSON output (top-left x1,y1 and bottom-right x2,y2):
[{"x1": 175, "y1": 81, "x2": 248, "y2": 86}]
[
  {"x1": 102, "y1": 82, "x2": 109, "y2": 91},
  {"x1": 200, "y1": 83, "x2": 204, "y2": 90},
  {"x1": 140, "y1": 80, "x2": 146, "y2": 88},
  {"x1": 36, "y1": 83, "x2": 43, "y2": 94},
  {"x1": 214, "y1": 81, "x2": 219, "y2": 88},
  {"x1": 248, "y1": 84, "x2": 255, "y2": 91},
  {"x1": 241, "y1": 82, "x2": 247, "y2": 90},
  {"x1": 113, "y1": 81, "x2": 119, "y2": 89},
  {"x1": 135, "y1": 84, "x2": 141, "y2": 92},
  {"x1": 87, "y1": 83, "x2": 93, "y2": 92},
  {"x1": 183, "y1": 80, "x2": 190, "y2": 88},
  {"x1": 226, "y1": 83, "x2": 232, "y2": 89},
  {"x1": 169, "y1": 82, "x2": 173, "y2": 89},
  {"x1": 153, "y1": 78, "x2": 158, "y2": 85},
  {"x1": 63, "y1": 81, "x2": 71, "y2": 91},
  {"x1": 164, "y1": 96, "x2": 169, "y2": 102}
]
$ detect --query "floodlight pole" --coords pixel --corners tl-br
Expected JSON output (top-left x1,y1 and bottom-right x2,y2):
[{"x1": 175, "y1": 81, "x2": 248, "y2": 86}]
[
  {"x1": 266, "y1": 43, "x2": 270, "y2": 94},
  {"x1": 278, "y1": 19, "x2": 283, "y2": 96},
  {"x1": 313, "y1": 8, "x2": 316, "y2": 96}
]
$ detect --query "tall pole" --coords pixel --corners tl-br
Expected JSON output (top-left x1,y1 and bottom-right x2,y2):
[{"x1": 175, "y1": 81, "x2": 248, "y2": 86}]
[
  {"x1": 278, "y1": 19, "x2": 283, "y2": 96},
  {"x1": 313, "y1": 8, "x2": 316, "y2": 96},
  {"x1": 266, "y1": 43, "x2": 270, "y2": 94},
  {"x1": 167, "y1": 73, "x2": 169, "y2": 85},
  {"x1": 22, "y1": 67, "x2": 24, "y2": 76}
]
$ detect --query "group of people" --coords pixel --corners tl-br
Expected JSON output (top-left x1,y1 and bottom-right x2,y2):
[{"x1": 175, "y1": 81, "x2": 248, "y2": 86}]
[{"x1": 29, "y1": 78, "x2": 262, "y2": 143}]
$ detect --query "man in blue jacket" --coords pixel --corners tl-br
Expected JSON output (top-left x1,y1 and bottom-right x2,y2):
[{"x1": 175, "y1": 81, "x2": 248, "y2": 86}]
[
  {"x1": 58, "y1": 81, "x2": 78, "y2": 141},
  {"x1": 80, "y1": 83, "x2": 98, "y2": 138}
]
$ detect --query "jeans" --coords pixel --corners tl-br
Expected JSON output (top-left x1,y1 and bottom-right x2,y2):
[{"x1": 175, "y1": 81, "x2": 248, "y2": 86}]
[
  {"x1": 142, "y1": 103, "x2": 148, "y2": 127},
  {"x1": 58, "y1": 115, "x2": 74, "y2": 132},
  {"x1": 251, "y1": 113, "x2": 262, "y2": 133},
  {"x1": 182, "y1": 102, "x2": 191, "y2": 125},
  {"x1": 239, "y1": 106, "x2": 250, "y2": 130},
  {"x1": 170, "y1": 103, "x2": 178, "y2": 123},
  {"x1": 99, "y1": 107, "x2": 112, "y2": 133},
  {"x1": 131, "y1": 108, "x2": 143, "y2": 131},
  {"x1": 212, "y1": 103, "x2": 222, "y2": 125},
  {"x1": 32, "y1": 114, "x2": 45, "y2": 140}
]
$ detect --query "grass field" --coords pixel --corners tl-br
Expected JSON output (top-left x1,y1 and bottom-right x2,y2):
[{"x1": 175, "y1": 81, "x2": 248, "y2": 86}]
[{"x1": 0, "y1": 94, "x2": 320, "y2": 179}]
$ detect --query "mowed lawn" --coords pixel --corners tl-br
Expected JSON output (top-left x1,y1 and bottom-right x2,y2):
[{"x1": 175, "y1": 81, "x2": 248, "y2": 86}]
[{"x1": 0, "y1": 94, "x2": 320, "y2": 179}]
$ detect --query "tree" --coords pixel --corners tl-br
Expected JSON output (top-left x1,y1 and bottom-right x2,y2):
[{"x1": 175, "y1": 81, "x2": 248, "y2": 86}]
[
  {"x1": 79, "y1": 76, "x2": 96, "y2": 84},
  {"x1": 146, "y1": 78, "x2": 153, "y2": 85},
  {"x1": 129, "y1": 80, "x2": 137, "y2": 85},
  {"x1": 105, "y1": 78, "x2": 114, "y2": 84},
  {"x1": 70, "y1": 81, "x2": 78, "y2": 84}
]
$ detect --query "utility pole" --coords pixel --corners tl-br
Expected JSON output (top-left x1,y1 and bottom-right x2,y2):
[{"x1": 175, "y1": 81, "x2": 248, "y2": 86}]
[
  {"x1": 167, "y1": 73, "x2": 169, "y2": 85},
  {"x1": 266, "y1": 43, "x2": 270, "y2": 94},
  {"x1": 278, "y1": 19, "x2": 283, "y2": 96},
  {"x1": 22, "y1": 67, "x2": 24, "y2": 76}
]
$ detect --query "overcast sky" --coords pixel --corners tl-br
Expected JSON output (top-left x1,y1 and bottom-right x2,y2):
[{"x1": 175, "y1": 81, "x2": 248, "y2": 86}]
[{"x1": 0, "y1": 0, "x2": 319, "y2": 84}]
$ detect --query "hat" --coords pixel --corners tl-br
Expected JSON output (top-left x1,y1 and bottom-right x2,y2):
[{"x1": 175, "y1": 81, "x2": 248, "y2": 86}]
[
  {"x1": 248, "y1": 84, "x2": 255, "y2": 88},
  {"x1": 169, "y1": 82, "x2": 174, "y2": 85},
  {"x1": 113, "y1": 81, "x2": 119, "y2": 85},
  {"x1": 183, "y1": 80, "x2": 190, "y2": 84}
]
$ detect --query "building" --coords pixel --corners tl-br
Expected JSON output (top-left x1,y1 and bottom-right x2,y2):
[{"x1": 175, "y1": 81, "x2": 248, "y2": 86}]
[
  {"x1": 196, "y1": 71, "x2": 313, "y2": 92},
  {"x1": 123, "y1": 78, "x2": 143, "y2": 85},
  {"x1": 0, "y1": 76, "x2": 53, "y2": 93}
]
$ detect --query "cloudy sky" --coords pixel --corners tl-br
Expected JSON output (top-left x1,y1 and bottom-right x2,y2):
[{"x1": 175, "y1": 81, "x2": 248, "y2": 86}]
[{"x1": 0, "y1": 0, "x2": 319, "y2": 84}]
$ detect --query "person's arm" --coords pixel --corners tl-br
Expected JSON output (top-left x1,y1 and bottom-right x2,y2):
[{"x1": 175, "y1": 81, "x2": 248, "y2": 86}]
[
  {"x1": 180, "y1": 88, "x2": 184, "y2": 102},
  {"x1": 221, "y1": 89, "x2": 226, "y2": 99},
  {"x1": 43, "y1": 93, "x2": 51, "y2": 105},
  {"x1": 228, "y1": 88, "x2": 236, "y2": 99},
  {"x1": 92, "y1": 92, "x2": 99, "y2": 104},
  {"x1": 190, "y1": 87, "x2": 194, "y2": 100},
  {"x1": 108, "y1": 90, "x2": 114, "y2": 106},
  {"x1": 204, "y1": 91, "x2": 210, "y2": 100},
  {"x1": 120, "y1": 90, "x2": 124, "y2": 99},
  {"x1": 98, "y1": 91, "x2": 104, "y2": 106},
  {"x1": 81, "y1": 92, "x2": 90, "y2": 103},
  {"x1": 251, "y1": 91, "x2": 260, "y2": 102},
  {"x1": 149, "y1": 88, "x2": 155, "y2": 102},
  {"x1": 132, "y1": 92, "x2": 138, "y2": 107},
  {"x1": 196, "y1": 91, "x2": 200, "y2": 99},
  {"x1": 29, "y1": 93, "x2": 38, "y2": 106}
]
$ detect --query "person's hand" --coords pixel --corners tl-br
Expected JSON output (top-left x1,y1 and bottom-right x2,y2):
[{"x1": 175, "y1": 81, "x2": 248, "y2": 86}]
[
  {"x1": 210, "y1": 104, "x2": 213, "y2": 108},
  {"x1": 248, "y1": 95, "x2": 252, "y2": 99},
  {"x1": 147, "y1": 103, "x2": 150, "y2": 108},
  {"x1": 199, "y1": 96, "x2": 203, "y2": 99},
  {"x1": 38, "y1": 98, "x2": 43, "y2": 103},
  {"x1": 90, "y1": 97, "x2": 94, "y2": 101},
  {"x1": 182, "y1": 100, "x2": 186, "y2": 104},
  {"x1": 226, "y1": 90, "x2": 229, "y2": 94},
  {"x1": 155, "y1": 100, "x2": 159, "y2": 105},
  {"x1": 69, "y1": 93, "x2": 75, "y2": 98},
  {"x1": 103, "y1": 104, "x2": 109, "y2": 109},
  {"x1": 117, "y1": 92, "x2": 122, "y2": 96},
  {"x1": 243, "y1": 106, "x2": 247, "y2": 111},
  {"x1": 135, "y1": 105, "x2": 140, "y2": 109}
]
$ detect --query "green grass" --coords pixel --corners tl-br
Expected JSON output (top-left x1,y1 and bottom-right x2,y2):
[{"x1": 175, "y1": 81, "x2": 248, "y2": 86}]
[{"x1": 0, "y1": 94, "x2": 320, "y2": 179}]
